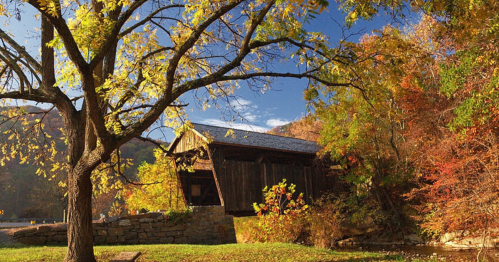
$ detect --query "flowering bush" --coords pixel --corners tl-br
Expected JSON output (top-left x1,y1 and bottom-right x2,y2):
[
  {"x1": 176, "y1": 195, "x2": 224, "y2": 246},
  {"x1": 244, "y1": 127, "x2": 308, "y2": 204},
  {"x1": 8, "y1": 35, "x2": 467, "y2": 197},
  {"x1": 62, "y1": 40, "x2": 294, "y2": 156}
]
[{"x1": 252, "y1": 179, "x2": 308, "y2": 243}]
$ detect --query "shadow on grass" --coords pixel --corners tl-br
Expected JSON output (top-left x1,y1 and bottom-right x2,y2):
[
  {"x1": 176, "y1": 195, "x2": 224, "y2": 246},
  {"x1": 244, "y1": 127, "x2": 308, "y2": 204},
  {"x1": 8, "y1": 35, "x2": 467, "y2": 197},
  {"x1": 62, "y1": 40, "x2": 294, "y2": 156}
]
[{"x1": 330, "y1": 256, "x2": 404, "y2": 262}]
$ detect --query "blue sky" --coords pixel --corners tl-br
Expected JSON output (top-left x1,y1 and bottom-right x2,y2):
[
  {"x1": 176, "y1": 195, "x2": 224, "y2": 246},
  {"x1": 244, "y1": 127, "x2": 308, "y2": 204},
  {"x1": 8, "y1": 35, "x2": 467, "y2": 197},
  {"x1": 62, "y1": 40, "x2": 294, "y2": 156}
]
[{"x1": 173, "y1": 6, "x2": 396, "y2": 141}]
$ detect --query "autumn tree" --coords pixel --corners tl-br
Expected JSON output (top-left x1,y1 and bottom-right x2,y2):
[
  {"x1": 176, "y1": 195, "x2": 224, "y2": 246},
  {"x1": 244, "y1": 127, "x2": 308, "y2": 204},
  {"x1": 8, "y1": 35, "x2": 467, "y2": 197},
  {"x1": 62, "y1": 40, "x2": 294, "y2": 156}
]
[
  {"x1": 327, "y1": 0, "x2": 499, "y2": 240},
  {"x1": 404, "y1": 1, "x2": 499, "y2": 237},
  {"x1": 125, "y1": 149, "x2": 186, "y2": 213},
  {"x1": 305, "y1": 23, "x2": 441, "y2": 230},
  {"x1": 0, "y1": 0, "x2": 357, "y2": 261}
]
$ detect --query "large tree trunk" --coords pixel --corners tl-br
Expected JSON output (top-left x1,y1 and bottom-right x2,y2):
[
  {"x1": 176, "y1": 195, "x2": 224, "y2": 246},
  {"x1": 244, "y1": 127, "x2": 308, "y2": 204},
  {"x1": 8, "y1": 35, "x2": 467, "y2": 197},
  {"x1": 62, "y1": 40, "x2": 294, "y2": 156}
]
[
  {"x1": 59, "y1": 108, "x2": 98, "y2": 262},
  {"x1": 64, "y1": 168, "x2": 96, "y2": 262}
]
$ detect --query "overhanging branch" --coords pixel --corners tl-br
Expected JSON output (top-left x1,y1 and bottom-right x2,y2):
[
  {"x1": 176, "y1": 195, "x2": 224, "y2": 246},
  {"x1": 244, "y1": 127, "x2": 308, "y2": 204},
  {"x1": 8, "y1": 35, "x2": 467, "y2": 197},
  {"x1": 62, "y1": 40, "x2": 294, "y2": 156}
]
[
  {"x1": 118, "y1": 4, "x2": 184, "y2": 38},
  {"x1": 0, "y1": 29, "x2": 42, "y2": 73},
  {"x1": 0, "y1": 90, "x2": 54, "y2": 103},
  {"x1": 136, "y1": 136, "x2": 169, "y2": 155},
  {"x1": 117, "y1": 0, "x2": 244, "y2": 143}
]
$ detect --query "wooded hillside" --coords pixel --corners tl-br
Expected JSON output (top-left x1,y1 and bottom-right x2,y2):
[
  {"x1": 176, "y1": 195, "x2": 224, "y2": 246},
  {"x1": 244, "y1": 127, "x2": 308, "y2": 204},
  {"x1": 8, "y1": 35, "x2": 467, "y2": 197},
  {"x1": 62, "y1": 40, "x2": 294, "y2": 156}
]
[{"x1": 0, "y1": 106, "x2": 158, "y2": 219}]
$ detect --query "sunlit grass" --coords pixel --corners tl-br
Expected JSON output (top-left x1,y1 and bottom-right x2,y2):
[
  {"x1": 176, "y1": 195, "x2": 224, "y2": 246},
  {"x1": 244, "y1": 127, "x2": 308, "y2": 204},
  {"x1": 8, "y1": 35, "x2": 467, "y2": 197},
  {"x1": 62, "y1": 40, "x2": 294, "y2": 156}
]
[{"x1": 0, "y1": 243, "x2": 408, "y2": 261}]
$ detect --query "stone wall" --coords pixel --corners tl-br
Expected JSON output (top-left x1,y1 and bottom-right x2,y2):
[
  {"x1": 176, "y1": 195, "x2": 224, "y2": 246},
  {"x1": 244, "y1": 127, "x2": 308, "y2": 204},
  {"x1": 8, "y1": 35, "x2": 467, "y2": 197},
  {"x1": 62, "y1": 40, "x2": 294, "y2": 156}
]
[{"x1": 12, "y1": 206, "x2": 236, "y2": 245}]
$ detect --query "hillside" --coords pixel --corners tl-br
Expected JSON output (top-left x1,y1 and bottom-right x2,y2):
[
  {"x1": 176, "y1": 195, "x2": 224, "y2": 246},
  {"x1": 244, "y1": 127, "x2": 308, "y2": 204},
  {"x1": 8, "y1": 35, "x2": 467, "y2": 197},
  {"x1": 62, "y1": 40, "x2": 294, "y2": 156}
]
[
  {"x1": 267, "y1": 117, "x2": 322, "y2": 142},
  {"x1": 0, "y1": 106, "x2": 162, "y2": 219}
]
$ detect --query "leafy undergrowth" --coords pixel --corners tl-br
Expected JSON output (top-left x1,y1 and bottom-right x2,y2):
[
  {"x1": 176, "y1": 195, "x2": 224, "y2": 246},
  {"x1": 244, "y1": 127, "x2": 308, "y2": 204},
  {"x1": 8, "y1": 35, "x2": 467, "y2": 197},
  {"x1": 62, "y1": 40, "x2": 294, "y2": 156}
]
[
  {"x1": 233, "y1": 216, "x2": 260, "y2": 243},
  {"x1": 0, "y1": 243, "x2": 409, "y2": 261}
]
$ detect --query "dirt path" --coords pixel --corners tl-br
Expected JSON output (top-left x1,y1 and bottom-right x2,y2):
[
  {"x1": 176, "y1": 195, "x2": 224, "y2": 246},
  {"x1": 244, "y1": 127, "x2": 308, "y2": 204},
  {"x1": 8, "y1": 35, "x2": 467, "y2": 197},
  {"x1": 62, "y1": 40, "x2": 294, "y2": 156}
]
[{"x1": 0, "y1": 229, "x2": 16, "y2": 245}]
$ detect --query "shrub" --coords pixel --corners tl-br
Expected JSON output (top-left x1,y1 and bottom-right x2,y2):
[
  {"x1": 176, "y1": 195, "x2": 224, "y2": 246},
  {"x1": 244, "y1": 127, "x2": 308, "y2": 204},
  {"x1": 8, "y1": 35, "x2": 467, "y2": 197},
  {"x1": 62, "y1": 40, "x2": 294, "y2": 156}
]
[
  {"x1": 252, "y1": 179, "x2": 308, "y2": 243},
  {"x1": 164, "y1": 208, "x2": 191, "y2": 223},
  {"x1": 233, "y1": 216, "x2": 260, "y2": 243},
  {"x1": 306, "y1": 194, "x2": 346, "y2": 248},
  {"x1": 247, "y1": 181, "x2": 349, "y2": 247}
]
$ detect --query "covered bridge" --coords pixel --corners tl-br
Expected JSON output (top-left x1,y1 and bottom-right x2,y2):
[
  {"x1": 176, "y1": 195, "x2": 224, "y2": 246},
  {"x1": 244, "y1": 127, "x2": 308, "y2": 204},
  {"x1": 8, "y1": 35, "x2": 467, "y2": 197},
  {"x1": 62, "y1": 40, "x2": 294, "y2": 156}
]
[{"x1": 167, "y1": 123, "x2": 336, "y2": 215}]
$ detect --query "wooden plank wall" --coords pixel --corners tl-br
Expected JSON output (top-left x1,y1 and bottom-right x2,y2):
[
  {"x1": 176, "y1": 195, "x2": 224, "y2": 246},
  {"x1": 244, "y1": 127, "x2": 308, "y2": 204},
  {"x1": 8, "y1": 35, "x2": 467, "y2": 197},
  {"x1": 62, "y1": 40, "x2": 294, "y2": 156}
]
[
  {"x1": 210, "y1": 146, "x2": 334, "y2": 213},
  {"x1": 308, "y1": 165, "x2": 338, "y2": 199},
  {"x1": 262, "y1": 162, "x2": 308, "y2": 200},
  {"x1": 172, "y1": 130, "x2": 206, "y2": 154},
  {"x1": 217, "y1": 160, "x2": 259, "y2": 212}
]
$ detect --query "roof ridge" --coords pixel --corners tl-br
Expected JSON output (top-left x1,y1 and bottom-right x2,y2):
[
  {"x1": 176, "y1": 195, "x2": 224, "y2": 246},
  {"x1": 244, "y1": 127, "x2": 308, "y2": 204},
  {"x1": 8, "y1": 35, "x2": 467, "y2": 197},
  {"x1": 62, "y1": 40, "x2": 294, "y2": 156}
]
[{"x1": 191, "y1": 122, "x2": 317, "y2": 143}]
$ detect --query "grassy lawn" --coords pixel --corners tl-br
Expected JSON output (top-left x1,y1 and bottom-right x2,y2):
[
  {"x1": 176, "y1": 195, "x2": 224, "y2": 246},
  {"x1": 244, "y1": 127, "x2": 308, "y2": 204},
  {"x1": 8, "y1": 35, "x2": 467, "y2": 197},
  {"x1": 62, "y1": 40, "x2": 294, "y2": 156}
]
[{"x1": 0, "y1": 243, "x2": 409, "y2": 262}]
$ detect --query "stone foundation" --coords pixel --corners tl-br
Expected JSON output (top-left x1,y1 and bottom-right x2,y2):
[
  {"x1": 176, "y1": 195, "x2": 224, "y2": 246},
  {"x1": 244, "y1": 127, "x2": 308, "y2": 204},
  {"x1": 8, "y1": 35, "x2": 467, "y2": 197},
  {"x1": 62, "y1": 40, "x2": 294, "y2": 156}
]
[{"x1": 12, "y1": 206, "x2": 236, "y2": 245}]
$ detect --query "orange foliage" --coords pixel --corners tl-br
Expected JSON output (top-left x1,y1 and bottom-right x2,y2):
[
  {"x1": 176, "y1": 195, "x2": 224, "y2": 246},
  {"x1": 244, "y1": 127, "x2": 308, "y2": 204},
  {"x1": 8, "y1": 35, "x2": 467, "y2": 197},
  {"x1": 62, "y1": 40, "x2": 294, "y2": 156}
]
[{"x1": 267, "y1": 117, "x2": 322, "y2": 142}]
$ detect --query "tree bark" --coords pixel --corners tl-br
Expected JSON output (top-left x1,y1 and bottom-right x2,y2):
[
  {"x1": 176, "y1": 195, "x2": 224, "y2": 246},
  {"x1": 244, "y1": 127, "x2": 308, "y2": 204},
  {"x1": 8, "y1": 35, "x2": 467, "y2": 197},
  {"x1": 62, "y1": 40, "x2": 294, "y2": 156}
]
[
  {"x1": 59, "y1": 105, "x2": 97, "y2": 262},
  {"x1": 64, "y1": 168, "x2": 96, "y2": 262}
]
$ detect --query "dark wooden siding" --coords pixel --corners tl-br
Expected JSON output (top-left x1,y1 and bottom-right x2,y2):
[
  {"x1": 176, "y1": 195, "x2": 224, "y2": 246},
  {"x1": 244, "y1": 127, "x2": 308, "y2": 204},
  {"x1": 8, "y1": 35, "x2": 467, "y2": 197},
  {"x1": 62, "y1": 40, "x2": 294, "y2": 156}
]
[
  {"x1": 171, "y1": 133, "x2": 337, "y2": 214},
  {"x1": 310, "y1": 165, "x2": 339, "y2": 198},
  {"x1": 210, "y1": 145, "x2": 334, "y2": 213},
  {"x1": 216, "y1": 160, "x2": 259, "y2": 212}
]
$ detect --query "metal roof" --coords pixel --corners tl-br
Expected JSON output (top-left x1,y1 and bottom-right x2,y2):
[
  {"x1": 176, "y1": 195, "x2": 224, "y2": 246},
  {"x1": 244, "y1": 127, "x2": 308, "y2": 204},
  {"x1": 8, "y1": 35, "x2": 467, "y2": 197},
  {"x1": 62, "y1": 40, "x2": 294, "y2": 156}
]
[{"x1": 186, "y1": 123, "x2": 321, "y2": 154}]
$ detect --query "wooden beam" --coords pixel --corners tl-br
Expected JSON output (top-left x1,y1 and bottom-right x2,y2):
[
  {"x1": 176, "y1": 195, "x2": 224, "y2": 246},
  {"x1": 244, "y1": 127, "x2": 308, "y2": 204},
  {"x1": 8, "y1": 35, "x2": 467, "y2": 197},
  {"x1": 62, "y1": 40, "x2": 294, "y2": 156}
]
[
  {"x1": 207, "y1": 148, "x2": 225, "y2": 207},
  {"x1": 198, "y1": 180, "x2": 215, "y2": 204},
  {"x1": 170, "y1": 156, "x2": 188, "y2": 207}
]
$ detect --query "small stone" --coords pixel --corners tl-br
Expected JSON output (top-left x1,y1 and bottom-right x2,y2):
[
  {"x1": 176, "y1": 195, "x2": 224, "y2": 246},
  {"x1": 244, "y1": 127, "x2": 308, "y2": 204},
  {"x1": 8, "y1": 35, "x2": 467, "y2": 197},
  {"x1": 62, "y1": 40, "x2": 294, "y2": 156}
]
[
  {"x1": 109, "y1": 251, "x2": 141, "y2": 262},
  {"x1": 108, "y1": 227, "x2": 124, "y2": 237},
  {"x1": 37, "y1": 226, "x2": 50, "y2": 233},
  {"x1": 97, "y1": 229, "x2": 108, "y2": 236},
  {"x1": 119, "y1": 219, "x2": 132, "y2": 227}
]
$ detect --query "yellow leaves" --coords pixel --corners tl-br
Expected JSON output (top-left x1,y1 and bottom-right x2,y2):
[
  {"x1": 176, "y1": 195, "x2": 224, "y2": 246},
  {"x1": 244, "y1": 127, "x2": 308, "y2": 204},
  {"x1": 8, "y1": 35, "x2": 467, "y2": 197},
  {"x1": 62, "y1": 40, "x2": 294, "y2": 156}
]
[
  {"x1": 184, "y1": 0, "x2": 215, "y2": 27},
  {"x1": 19, "y1": 152, "x2": 28, "y2": 164},
  {"x1": 0, "y1": 4, "x2": 7, "y2": 17},
  {"x1": 101, "y1": 0, "x2": 123, "y2": 13},
  {"x1": 347, "y1": 10, "x2": 357, "y2": 22},
  {"x1": 125, "y1": 149, "x2": 185, "y2": 212},
  {"x1": 91, "y1": 149, "x2": 132, "y2": 197},
  {"x1": 225, "y1": 129, "x2": 235, "y2": 138},
  {"x1": 36, "y1": 0, "x2": 61, "y2": 18},
  {"x1": 0, "y1": 106, "x2": 63, "y2": 182},
  {"x1": 68, "y1": 4, "x2": 115, "y2": 57},
  {"x1": 278, "y1": 0, "x2": 328, "y2": 19},
  {"x1": 493, "y1": 67, "x2": 499, "y2": 77}
]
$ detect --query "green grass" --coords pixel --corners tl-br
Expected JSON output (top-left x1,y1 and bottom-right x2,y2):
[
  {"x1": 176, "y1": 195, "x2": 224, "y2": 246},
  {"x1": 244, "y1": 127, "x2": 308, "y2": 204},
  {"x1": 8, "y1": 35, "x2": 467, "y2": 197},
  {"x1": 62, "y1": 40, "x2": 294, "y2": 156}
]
[{"x1": 0, "y1": 243, "x2": 408, "y2": 262}]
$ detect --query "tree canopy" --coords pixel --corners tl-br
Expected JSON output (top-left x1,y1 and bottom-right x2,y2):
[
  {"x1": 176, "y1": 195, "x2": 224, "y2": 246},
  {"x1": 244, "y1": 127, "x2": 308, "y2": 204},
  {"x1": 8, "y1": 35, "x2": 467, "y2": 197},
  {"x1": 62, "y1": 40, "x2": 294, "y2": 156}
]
[
  {"x1": 2, "y1": 0, "x2": 498, "y2": 259},
  {"x1": 306, "y1": 0, "x2": 499, "y2": 242},
  {"x1": 0, "y1": 0, "x2": 344, "y2": 261}
]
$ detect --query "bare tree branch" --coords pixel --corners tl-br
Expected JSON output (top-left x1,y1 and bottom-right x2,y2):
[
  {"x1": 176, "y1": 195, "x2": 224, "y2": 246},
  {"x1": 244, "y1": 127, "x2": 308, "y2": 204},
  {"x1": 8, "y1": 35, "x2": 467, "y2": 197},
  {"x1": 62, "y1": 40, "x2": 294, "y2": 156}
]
[
  {"x1": 118, "y1": 0, "x2": 244, "y2": 142},
  {"x1": 119, "y1": 4, "x2": 184, "y2": 38},
  {"x1": 0, "y1": 28, "x2": 42, "y2": 73}
]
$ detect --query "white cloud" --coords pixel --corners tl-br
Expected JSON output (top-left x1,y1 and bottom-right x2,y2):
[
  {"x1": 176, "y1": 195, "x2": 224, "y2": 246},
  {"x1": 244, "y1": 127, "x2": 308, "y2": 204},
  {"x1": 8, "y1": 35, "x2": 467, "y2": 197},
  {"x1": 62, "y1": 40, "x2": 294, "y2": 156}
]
[
  {"x1": 266, "y1": 118, "x2": 290, "y2": 128},
  {"x1": 242, "y1": 112, "x2": 257, "y2": 122},
  {"x1": 200, "y1": 119, "x2": 268, "y2": 132},
  {"x1": 227, "y1": 98, "x2": 261, "y2": 122},
  {"x1": 230, "y1": 98, "x2": 255, "y2": 111}
]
